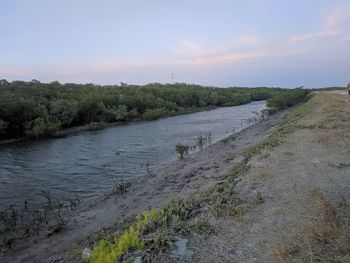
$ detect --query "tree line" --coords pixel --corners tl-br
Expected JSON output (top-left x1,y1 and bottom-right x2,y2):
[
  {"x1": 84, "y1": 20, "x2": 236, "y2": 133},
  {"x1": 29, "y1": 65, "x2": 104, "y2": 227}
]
[{"x1": 0, "y1": 79, "x2": 308, "y2": 139}]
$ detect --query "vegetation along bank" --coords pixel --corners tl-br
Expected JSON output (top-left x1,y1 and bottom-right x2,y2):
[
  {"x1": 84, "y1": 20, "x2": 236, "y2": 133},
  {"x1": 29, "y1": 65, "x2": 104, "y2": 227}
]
[{"x1": 0, "y1": 80, "x2": 309, "y2": 140}]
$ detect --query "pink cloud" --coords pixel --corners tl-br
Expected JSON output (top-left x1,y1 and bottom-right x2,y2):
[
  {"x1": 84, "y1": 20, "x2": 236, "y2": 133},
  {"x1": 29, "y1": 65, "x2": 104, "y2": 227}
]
[
  {"x1": 290, "y1": 30, "x2": 338, "y2": 41},
  {"x1": 173, "y1": 34, "x2": 267, "y2": 66},
  {"x1": 325, "y1": 8, "x2": 350, "y2": 31},
  {"x1": 290, "y1": 7, "x2": 350, "y2": 42}
]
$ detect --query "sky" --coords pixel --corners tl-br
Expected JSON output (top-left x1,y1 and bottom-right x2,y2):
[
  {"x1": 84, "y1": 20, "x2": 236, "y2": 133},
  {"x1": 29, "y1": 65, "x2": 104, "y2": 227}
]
[{"x1": 1, "y1": 0, "x2": 350, "y2": 88}]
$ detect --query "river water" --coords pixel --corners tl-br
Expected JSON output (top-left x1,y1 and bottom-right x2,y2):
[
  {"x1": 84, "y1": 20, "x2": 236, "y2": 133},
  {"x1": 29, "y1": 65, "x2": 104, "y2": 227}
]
[{"x1": 0, "y1": 101, "x2": 265, "y2": 210}]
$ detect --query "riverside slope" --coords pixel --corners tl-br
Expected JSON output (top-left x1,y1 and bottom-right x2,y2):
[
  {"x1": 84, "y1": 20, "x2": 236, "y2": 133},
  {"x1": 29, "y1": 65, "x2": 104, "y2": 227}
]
[{"x1": 1, "y1": 105, "x2": 290, "y2": 262}]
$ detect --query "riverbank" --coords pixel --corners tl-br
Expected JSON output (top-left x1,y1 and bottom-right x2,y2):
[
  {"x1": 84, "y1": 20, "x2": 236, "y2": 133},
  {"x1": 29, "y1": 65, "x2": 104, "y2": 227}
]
[
  {"x1": 80, "y1": 91, "x2": 349, "y2": 263},
  {"x1": 0, "y1": 101, "x2": 290, "y2": 262}
]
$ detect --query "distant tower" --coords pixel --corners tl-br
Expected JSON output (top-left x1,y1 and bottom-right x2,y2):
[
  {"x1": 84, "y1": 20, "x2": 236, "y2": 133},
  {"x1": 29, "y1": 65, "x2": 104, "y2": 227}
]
[{"x1": 171, "y1": 73, "x2": 174, "y2": 84}]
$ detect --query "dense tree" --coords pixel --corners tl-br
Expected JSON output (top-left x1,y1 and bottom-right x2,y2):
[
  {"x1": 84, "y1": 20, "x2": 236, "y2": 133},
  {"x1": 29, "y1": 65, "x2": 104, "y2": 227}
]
[{"x1": 0, "y1": 80, "x2": 308, "y2": 139}]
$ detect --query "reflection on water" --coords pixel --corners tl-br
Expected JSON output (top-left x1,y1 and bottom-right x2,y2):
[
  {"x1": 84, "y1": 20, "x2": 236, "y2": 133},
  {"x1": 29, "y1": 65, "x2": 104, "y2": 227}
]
[{"x1": 0, "y1": 101, "x2": 265, "y2": 210}]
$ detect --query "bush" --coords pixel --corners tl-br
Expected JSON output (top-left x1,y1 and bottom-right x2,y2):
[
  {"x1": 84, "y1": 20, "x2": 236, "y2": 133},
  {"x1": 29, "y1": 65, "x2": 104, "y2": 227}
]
[
  {"x1": 142, "y1": 108, "x2": 168, "y2": 120},
  {"x1": 267, "y1": 89, "x2": 309, "y2": 111},
  {"x1": 0, "y1": 119, "x2": 8, "y2": 137},
  {"x1": 88, "y1": 122, "x2": 106, "y2": 130},
  {"x1": 175, "y1": 143, "x2": 189, "y2": 159},
  {"x1": 24, "y1": 117, "x2": 60, "y2": 138},
  {"x1": 105, "y1": 105, "x2": 128, "y2": 121}
]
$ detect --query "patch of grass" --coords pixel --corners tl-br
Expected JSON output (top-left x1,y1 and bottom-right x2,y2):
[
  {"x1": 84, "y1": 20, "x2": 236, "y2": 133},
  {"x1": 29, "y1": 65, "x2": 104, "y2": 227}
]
[
  {"x1": 226, "y1": 160, "x2": 250, "y2": 184},
  {"x1": 89, "y1": 198, "x2": 202, "y2": 262},
  {"x1": 244, "y1": 94, "x2": 315, "y2": 160},
  {"x1": 190, "y1": 219, "x2": 215, "y2": 236},
  {"x1": 209, "y1": 190, "x2": 242, "y2": 217},
  {"x1": 276, "y1": 189, "x2": 350, "y2": 262}
]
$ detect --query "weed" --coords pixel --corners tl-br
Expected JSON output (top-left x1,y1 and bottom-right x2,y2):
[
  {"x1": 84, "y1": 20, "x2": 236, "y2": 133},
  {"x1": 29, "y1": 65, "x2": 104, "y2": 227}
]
[
  {"x1": 210, "y1": 190, "x2": 241, "y2": 217},
  {"x1": 226, "y1": 160, "x2": 249, "y2": 184},
  {"x1": 256, "y1": 192, "x2": 264, "y2": 204},
  {"x1": 89, "y1": 199, "x2": 201, "y2": 262},
  {"x1": 190, "y1": 219, "x2": 215, "y2": 236}
]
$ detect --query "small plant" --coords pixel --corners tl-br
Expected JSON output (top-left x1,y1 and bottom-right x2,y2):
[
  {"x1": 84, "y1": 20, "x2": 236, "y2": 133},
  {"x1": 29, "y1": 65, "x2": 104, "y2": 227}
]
[
  {"x1": 88, "y1": 122, "x2": 105, "y2": 130},
  {"x1": 89, "y1": 225, "x2": 144, "y2": 263},
  {"x1": 190, "y1": 219, "x2": 215, "y2": 236},
  {"x1": 196, "y1": 133, "x2": 206, "y2": 150},
  {"x1": 145, "y1": 161, "x2": 150, "y2": 176},
  {"x1": 175, "y1": 143, "x2": 189, "y2": 159},
  {"x1": 207, "y1": 132, "x2": 212, "y2": 145},
  {"x1": 210, "y1": 190, "x2": 241, "y2": 217},
  {"x1": 0, "y1": 119, "x2": 8, "y2": 137},
  {"x1": 256, "y1": 192, "x2": 265, "y2": 204},
  {"x1": 112, "y1": 151, "x2": 131, "y2": 194}
]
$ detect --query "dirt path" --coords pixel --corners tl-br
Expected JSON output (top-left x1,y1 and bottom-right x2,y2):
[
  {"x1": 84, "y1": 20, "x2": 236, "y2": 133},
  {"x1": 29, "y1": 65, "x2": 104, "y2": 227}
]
[
  {"x1": 156, "y1": 92, "x2": 350, "y2": 262},
  {"x1": 1, "y1": 107, "x2": 290, "y2": 262}
]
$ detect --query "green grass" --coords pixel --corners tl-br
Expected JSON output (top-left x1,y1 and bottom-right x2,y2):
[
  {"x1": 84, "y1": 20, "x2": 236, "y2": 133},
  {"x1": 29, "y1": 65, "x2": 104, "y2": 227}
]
[{"x1": 190, "y1": 219, "x2": 215, "y2": 236}]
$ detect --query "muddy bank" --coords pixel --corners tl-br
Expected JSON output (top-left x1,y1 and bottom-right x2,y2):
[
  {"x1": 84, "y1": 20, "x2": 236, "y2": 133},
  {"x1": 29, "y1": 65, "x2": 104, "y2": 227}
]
[{"x1": 1, "y1": 108, "x2": 289, "y2": 263}]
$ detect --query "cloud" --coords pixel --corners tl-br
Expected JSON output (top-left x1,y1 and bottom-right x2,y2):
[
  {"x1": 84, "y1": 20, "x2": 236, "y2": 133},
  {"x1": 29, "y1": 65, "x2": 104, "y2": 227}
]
[
  {"x1": 290, "y1": 30, "x2": 338, "y2": 41},
  {"x1": 175, "y1": 41, "x2": 206, "y2": 56},
  {"x1": 179, "y1": 51, "x2": 267, "y2": 65},
  {"x1": 173, "y1": 34, "x2": 300, "y2": 66},
  {"x1": 290, "y1": 7, "x2": 350, "y2": 42},
  {"x1": 341, "y1": 35, "x2": 350, "y2": 42},
  {"x1": 325, "y1": 8, "x2": 350, "y2": 31},
  {"x1": 235, "y1": 35, "x2": 262, "y2": 47}
]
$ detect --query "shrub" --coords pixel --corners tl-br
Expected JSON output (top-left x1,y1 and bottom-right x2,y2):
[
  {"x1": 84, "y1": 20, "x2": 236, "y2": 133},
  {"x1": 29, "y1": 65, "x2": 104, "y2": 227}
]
[
  {"x1": 24, "y1": 117, "x2": 60, "y2": 138},
  {"x1": 142, "y1": 108, "x2": 168, "y2": 120},
  {"x1": 105, "y1": 105, "x2": 128, "y2": 121},
  {"x1": 267, "y1": 89, "x2": 309, "y2": 111},
  {"x1": 0, "y1": 119, "x2": 8, "y2": 137},
  {"x1": 89, "y1": 209, "x2": 164, "y2": 263},
  {"x1": 175, "y1": 143, "x2": 189, "y2": 159},
  {"x1": 89, "y1": 226, "x2": 144, "y2": 263},
  {"x1": 88, "y1": 122, "x2": 106, "y2": 130}
]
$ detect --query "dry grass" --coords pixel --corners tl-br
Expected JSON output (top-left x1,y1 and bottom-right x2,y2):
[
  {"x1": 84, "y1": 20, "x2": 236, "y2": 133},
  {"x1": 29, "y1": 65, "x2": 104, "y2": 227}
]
[
  {"x1": 275, "y1": 189, "x2": 350, "y2": 263},
  {"x1": 253, "y1": 170, "x2": 269, "y2": 180}
]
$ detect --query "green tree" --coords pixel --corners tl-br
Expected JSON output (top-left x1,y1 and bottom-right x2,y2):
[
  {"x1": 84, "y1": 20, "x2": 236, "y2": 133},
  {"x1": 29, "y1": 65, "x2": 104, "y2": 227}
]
[
  {"x1": 24, "y1": 117, "x2": 60, "y2": 138},
  {"x1": 105, "y1": 105, "x2": 128, "y2": 121},
  {"x1": 49, "y1": 99, "x2": 79, "y2": 127}
]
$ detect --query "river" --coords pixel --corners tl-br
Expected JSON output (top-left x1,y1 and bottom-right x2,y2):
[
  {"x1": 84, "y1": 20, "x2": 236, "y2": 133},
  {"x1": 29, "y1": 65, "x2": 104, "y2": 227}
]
[{"x1": 0, "y1": 101, "x2": 265, "y2": 210}]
